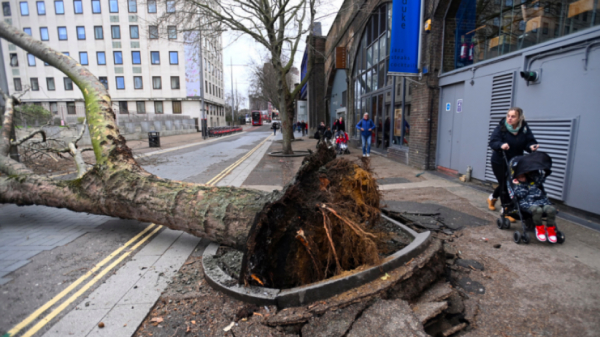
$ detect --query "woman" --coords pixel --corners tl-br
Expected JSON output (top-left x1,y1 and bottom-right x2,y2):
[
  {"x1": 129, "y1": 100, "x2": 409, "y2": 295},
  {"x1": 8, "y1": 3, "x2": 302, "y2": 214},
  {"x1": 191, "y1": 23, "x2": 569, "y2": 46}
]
[
  {"x1": 488, "y1": 107, "x2": 539, "y2": 219},
  {"x1": 333, "y1": 116, "x2": 345, "y2": 133}
]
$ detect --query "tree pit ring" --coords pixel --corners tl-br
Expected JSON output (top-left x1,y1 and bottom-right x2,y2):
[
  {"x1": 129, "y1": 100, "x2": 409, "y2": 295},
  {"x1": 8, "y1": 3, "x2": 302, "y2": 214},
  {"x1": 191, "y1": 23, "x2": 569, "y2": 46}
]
[
  {"x1": 268, "y1": 151, "x2": 311, "y2": 157},
  {"x1": 202, "y1": 214, "x2": 432, "y2": 308}
]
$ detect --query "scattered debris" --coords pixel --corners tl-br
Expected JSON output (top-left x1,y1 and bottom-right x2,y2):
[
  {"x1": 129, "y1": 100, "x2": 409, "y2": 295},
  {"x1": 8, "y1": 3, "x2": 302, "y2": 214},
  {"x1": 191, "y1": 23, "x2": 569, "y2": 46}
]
[{"x1": 98, "y1": 322, "x2": 105, "y2": 328}]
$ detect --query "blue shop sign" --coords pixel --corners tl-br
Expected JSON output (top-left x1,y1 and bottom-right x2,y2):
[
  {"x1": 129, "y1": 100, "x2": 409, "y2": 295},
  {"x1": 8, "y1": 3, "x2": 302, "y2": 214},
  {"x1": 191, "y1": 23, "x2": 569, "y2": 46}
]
[{"x1": 388, "y1": 0, "x2": 423, "y2": 76}]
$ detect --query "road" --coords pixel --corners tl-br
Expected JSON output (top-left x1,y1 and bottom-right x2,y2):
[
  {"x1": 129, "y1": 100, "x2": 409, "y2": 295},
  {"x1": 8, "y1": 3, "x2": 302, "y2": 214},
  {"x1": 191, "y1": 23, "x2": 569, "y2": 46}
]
[{"x1": 0, "y1": 125, "x2": 273, "y2": 337}]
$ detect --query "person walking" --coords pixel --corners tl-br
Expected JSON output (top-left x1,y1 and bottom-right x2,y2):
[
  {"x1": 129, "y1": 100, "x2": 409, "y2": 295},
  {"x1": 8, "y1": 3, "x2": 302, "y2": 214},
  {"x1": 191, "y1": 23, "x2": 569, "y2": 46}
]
[
  {"x1": 488, "y1": 107, "x2": 539, "y2": 220},
  {"x1": 333, "y1": 116, "x2": 346, "y2": 133},
  {"x1": 304, "y1": 121, "x2": 309, "y2": 136},
  {"x1": 271, "y1": 122, "x2": 278, "y2": 136},
  {"x1": 316, "y1": 122, "x2": 327, "y2": 146},
  {"x1": 356, "y1": 113, "x2": 375, "y2": 157}
]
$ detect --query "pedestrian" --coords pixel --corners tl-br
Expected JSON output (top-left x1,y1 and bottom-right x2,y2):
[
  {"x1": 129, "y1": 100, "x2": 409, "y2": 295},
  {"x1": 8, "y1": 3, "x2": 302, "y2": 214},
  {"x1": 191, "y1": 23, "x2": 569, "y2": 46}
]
[
  {"x1": 301, "y1": 120, "x2": 306, "y2": 136},
  {"x1": 323, "y1": 126, "x2": 333, "y2": 144},
  {"x1": 293, "y1": 122, "x2": 297, "y2": 132},
  {"x1": 271, "y1": 122, "x2": 278, "y2": 136},
  {"x1": 304, "y1": 121, "x2": 308, "y2": 136},
  {"x1": 513, "y1": 171, "x2": 558, "y2": 243},
  {"x1": 333, "y1": 116, "x2": 345, "y2": 133},
  {"x1": 356, "y1": 113, "x2": 375, "y2": 157},
  {"x1": 488, "y1": 107, "x2": 539, "y2": 221},
  {"x1": 316, "y1": 122, "x2": 326, "y2": 146}
]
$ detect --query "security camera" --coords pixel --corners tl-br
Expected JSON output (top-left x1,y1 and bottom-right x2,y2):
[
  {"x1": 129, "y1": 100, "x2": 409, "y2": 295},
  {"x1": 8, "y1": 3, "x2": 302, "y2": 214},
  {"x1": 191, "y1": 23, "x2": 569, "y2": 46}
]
[{"x1": 520, "y1": 71, "x2": 539, "y2": 82}]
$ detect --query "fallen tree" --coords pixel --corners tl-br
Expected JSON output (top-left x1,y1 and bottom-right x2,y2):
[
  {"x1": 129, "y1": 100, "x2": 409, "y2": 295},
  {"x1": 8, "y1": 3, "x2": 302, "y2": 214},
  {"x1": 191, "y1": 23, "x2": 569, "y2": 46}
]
[{"x1": 0, "y1": 22, "x2": 384, "y2": 288}]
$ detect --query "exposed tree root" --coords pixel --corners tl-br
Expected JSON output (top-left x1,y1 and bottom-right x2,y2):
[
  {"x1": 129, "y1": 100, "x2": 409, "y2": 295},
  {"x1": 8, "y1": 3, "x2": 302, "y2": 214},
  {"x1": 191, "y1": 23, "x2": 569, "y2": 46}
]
[{"x1": 240, "y1": 143, "x2": 387, "y2": 288}]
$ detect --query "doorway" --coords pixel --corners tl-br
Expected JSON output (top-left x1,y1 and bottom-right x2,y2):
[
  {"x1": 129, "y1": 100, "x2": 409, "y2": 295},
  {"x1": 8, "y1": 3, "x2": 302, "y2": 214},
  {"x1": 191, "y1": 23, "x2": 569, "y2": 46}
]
[{"x1": 437, "y1": 82, "x2": 465, "y2": 171}]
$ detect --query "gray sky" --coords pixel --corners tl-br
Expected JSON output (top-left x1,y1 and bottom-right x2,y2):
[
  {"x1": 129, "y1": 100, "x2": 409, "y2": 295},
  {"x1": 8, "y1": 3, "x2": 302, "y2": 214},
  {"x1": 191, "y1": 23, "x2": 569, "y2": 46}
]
[{"x1": 222, "y1": 0, "x2": 345, "y2": 109}]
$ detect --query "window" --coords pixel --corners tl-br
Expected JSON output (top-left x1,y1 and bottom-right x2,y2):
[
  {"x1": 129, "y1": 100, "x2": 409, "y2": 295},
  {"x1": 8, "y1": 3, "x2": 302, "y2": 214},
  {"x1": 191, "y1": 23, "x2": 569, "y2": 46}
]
[
  {"x1": 91, "y1": 0, "x2": 100, "y2": 13},
  {"x1": 9, "y1": 53, "x2": 18, "y2": 67},
  {"x1": 23, "y1": 27, "x2": 32, "y2": 35},
  {"x1": 171, "y1": 76, "x2": 180, "y2": 89},
  {"x1": 116, "y1": 76, "x2": 125, "y2": 89},
  {"x1": 94, "y1": 26, "x2": 103, "y2": 39},
  {"x1": 30, "y1": 78, "x2": 39, "y2": 91},
  {"x1": 131, "y1": 51, "x2": 140, "y2": 64},
  {"x1": 150, "y1": 51, "x2": 159, "y2": 64},
  {"x1": 167, "y1": 26, "x2": 176, "y2": 39},
  {"x1": 149, "y1": 25, "x2": 158, "y2": 39},
  {"x1": 154, "y1": 101, "x2": 163, "y2": 114},
  {"x1": 73, "y1": 0, "x2": 82, "y2": 13},
  {"x1": 54, "y1": 0, "x2": 63, "y2": 14},
  {"x1": 20, "y1": 1, "x2": 28, "y2": 15},
  {"x1": 166, "y1": 0, "x2": 174, "y2": 12},
  {"x1": 46, "y1": 77, "x2": 55, "y2": 90},
  {"x1": 97, "y1": 52, "x2": 106, "y2": 64},
  {"x1": 152, "y1": 76, "x2": 161, "y2": 89},
  {"x1": 67, "y1": 102, "x2": 76, "y2": 114},
  {"x1": 136, "y1": 101, "x2": 145, "y2": 113},
  {"x1": 169, "y1": 51, "x2": 178, "y2": 64},
  {"x1": 133, "y1": 76, "x2": 142, "y2": 89},
  {"x1": 111, "y1": 25, "x2": 120, "y2": 39},
  {"x1": 130, "y1": 25, "x2": 138, "y2": 39},
  {"x1": 27, "y1": 53, "x2": 35, "y2": 66},
  {"x1": 50, "y1": 102, "x2": 57, "y2": 114},
  {"x1": 14, "y1": 78, "x2": 22, "y2": 91},
  {"x1": 128, "y1": 0, "x2": 135, "y2": 12},
  {"x1": 119, "y1": 101, "x2": 128, "y2": 114},
  {"x1": 99, "y1": 76, "x2": 108, "y2": 89},
  {"x1": 40, "y1": 27, "x2": 49, "y2": 40},
  {"x1": 64, "y1": 77, "x2": 73, "y2": 90},
  {"x1": 113, "y1": 51, "x2": 122, "y2": 64},
  {"x1": 172, "y1": 101, "x2": 181, "y2": 114},
  {"x1": 147, "y1": 0, "x2": 155, "y2": 12},
  {"x1": 76, "y1": 26, "x2": 85, "y2": 40},
  {"x1": 57, "y1": 26, "x2": 67, "y2": 40},
  {"x1": 2, "y1": 2, "x2": 11, "y2": 16},
  {"x1": 79, "y1": 52, "x2": 88, "y2": 65},
  {"x1": 109, "y1": 0, "x2": 117, "y2": 12}
]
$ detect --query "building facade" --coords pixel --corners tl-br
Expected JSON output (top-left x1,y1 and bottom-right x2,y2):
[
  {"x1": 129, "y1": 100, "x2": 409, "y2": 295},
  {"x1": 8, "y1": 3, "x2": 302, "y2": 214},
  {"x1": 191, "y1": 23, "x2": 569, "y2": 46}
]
[
  {"x1": 1, "y1": 0, "x2": 225, "y2": 126},
  {"x1": 325, "y1": 0, "x2": 600, "y2": 215}
]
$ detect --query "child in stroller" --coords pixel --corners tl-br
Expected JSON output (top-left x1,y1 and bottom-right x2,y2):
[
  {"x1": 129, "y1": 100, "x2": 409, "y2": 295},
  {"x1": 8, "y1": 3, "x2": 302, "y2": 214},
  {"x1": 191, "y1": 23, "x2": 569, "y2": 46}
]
[
  {"x1": 497, "y1": 151, "x2": 565, "y2": 244},
  {"x1": 335, "y1": 131, "x2": 350, "y2": 155}
]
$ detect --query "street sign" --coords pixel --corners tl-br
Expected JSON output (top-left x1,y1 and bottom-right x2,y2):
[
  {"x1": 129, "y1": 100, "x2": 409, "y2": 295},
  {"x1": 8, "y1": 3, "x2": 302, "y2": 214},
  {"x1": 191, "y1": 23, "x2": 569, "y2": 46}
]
[
  {"x1": 446, "y1": 103, "x2": 451, "y2": 111},
  {"x1": 388, "y1": 0, "x2": 423, "y2": 76}
]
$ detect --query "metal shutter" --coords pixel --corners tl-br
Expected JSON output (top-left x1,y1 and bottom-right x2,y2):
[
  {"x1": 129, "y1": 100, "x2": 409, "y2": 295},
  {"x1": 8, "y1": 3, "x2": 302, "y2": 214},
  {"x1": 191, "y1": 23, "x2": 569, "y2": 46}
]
[
  {"x1": 485, "y1": 72, "x2": 515, "y2": 182},
  {"x1": 524, "y1": 119, "x2": 575, "y2": 201}
]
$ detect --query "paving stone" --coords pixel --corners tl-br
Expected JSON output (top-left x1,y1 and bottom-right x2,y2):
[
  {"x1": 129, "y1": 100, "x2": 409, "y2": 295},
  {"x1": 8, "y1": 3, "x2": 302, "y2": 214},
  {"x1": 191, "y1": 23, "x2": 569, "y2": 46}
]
[
  {"x1": 414, "y1": 282, "x2": 454, "y2": 304},
  {"x1": 411, "y1": 301, "x2": 448, "y2": 324},
  {"x1": 87, "y1": 303, "x2": 155, "y2": 337},
  {"x1": 301, "y1": 302, "x2": 369, "y2": 337},
  {"x1": 347, "y1": 299, "x2": 428, "y2": 337},
  {"x1": 0, "y1": 260, "x2": 31, "y2": 273}
]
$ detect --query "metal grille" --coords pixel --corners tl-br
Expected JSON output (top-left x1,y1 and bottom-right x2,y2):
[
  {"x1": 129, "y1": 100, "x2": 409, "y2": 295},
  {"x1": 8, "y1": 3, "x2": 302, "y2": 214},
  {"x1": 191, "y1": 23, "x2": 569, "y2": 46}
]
[
  {"x1": 485, "y1": 72, "x2": 515, "y2": 182},
  {"x1": 524, "y1": 119, "x2": 575, "y2": 201}
]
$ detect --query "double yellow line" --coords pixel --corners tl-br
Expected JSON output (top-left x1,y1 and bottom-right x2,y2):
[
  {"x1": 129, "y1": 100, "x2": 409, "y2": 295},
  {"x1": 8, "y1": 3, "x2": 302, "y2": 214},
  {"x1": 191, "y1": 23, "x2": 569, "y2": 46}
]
[
  {"x1": 205, "y1": 135, "x2": 271, "y2": 186},
  {"x1": 5, "y1": 224, "x2": 163, "y2": 337}
]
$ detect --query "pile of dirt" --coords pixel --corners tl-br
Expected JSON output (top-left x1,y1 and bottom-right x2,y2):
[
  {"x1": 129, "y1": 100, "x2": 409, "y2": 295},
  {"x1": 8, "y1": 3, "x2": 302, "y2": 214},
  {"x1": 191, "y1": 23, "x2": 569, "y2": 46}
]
[{"x1": 241, "y1": 144, "x2": 392, "y2": 288}]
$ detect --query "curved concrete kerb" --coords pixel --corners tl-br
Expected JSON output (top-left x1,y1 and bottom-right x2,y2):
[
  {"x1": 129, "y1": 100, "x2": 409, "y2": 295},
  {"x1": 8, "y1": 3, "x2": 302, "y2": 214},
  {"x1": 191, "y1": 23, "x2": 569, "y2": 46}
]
[
  {"x1": 202, "y1": 214, "x2": 432, "y2": 308},
  {"x1": 267, "y1": 151, "x2": 311, "y2": 157}
]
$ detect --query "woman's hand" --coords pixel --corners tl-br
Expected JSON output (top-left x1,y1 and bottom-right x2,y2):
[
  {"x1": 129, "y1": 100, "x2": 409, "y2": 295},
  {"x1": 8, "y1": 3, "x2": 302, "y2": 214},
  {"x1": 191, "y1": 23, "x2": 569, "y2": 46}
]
[
  {"x1": 530, "y1": 144, "x2": 539, "y2": 151},
  {"x1": 360, "y1": 128, "x2": 364, "y2": 131},
  {"x1": 501, "y1": 143, "x2": 510, "y2": 150}
]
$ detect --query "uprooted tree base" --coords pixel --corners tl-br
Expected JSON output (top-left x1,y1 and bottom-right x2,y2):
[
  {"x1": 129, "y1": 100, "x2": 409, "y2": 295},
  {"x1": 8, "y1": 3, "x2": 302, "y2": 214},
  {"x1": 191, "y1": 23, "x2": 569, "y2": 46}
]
[{"x1": 241, "y1": 143, "x2": 390, "y2": 288}]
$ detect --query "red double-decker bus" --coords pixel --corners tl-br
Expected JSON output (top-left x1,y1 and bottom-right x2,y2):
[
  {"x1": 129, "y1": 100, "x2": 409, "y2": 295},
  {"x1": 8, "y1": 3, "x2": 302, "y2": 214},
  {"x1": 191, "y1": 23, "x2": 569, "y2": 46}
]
[
  {"x1": 251, "y1": 110, "x2": 262, "y2": 126},
  {"x1": 261, "y1": 111, "x2": 272, "y2": 123}
]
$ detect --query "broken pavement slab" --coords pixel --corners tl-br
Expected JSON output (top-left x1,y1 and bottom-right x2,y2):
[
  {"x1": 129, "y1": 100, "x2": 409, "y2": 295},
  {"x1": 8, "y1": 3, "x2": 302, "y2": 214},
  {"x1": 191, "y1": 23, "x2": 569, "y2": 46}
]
[
  {"x1": 411, "y1": 301, "x2": 448, "y2": 324},
  {"x1": 300, "y1": 302, "x2": 369, "y2": 337},
  {"x1": 413, "y1": 282, "x2": 454, "y2": 304},
  {"x1": 455, "y1": 259, "x2": 484, "y2": 271},
  {"x1": 346, "y1": 299, "x2": 428, "y2": 337}
]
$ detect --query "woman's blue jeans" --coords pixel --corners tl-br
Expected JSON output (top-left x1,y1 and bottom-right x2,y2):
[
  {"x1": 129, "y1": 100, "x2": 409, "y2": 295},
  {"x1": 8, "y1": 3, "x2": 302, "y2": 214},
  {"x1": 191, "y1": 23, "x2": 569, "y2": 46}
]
[{"x1": 361, "y1": 134, "x2": 371, "y2": 155}]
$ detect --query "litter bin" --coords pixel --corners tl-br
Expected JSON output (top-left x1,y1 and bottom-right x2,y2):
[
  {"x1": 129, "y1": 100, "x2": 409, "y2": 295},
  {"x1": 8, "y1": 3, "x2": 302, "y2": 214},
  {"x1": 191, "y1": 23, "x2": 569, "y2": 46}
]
[{"x1": 148, "y1": 131, "x2": 160, "y2": 148}]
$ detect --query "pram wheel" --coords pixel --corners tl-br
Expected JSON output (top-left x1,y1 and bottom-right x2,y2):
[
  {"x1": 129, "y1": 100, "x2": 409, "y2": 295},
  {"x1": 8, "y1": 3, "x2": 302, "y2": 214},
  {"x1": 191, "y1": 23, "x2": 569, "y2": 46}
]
[
  {"x1": 556, "y1": 230, "x2": 566, "y2": 244},
  {"x1": 496, "y1": 218, "x2": 503, "y2": 229},
  {"x1": 513, "y1": 231, "x2": 521, "y2": 243},
  {"x1": 503, "y1": 217, "x2": 511, "y2": 229},
  {"x1": 522, "y1": 232, "x2": 531, "y2": 244},
  {"x1": 497, "y1": 217, "x2": 511, "y2": 229}
]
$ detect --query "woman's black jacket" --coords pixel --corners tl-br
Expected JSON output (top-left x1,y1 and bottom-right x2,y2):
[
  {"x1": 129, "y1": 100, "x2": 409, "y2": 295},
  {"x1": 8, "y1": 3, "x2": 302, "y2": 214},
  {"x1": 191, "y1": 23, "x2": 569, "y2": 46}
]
[{"x1": 489, "y1": 118, "x2": 538, "y2": 165}]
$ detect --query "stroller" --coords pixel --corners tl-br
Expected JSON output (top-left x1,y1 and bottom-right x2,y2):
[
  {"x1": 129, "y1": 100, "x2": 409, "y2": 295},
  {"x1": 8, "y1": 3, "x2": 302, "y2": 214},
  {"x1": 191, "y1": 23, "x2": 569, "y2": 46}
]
[
  {"x1": 497, "y1": 151, "x2": 565, "y2": 244},
  {"x1": 335, "y1": 131, "x2": 350, "y2": 155}
]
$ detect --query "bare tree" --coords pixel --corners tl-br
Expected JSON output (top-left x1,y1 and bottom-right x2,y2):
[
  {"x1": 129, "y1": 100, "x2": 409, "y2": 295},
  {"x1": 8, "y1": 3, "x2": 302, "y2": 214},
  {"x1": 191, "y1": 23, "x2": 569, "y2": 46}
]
[
  {"x1": 151, "y1": 0, "x2": 317, "y2": 154},
  {"x1": 224, "y1": 89, "x2": 247, "y2": 122}
]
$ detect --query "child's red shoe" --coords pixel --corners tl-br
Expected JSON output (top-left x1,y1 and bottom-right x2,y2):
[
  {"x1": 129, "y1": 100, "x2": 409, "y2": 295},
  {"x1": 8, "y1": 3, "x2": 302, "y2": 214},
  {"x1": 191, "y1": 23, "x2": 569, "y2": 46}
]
[
  {"x1": 535, "y1": 225, "x2": 547, "y2": 242},
  {"x1": 546, "y1": 226, "x2": 557, "y2": 244}
]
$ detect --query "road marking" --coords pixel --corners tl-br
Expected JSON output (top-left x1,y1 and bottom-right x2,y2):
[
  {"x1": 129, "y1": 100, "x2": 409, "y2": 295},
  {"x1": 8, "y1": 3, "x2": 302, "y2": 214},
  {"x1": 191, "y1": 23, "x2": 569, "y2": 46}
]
[
  {"x1": 205, "y1": 135, "x2": 271, "y2": 186},
  {"x1": 4, "y1": 224, "x2": 161, "y2": 337}
]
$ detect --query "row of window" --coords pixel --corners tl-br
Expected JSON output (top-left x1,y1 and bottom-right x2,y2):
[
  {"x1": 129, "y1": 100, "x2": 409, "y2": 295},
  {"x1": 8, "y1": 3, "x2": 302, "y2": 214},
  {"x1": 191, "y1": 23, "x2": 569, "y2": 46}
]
[
  {"x1": 13, "y1": 75, "x2": 181, "y2": 91},
  {"x1": 21, "y1": 25, "x2": 177, "y2": 41},
  {"x1": 3, "y1": 0, "x2": 174, "y2": 16},
  {"x1": 11, "y1": 50, "x2": 179, "y2": 66},
  {"x1": 118, "y1": 101, "x2": 181, "y2": 115}
]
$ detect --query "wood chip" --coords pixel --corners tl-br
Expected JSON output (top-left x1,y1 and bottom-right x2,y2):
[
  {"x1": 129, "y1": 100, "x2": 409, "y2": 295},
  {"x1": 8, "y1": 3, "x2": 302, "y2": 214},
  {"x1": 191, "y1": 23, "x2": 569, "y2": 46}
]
[
  {"x1": 150, "y1": 317, "x2": 164, "y2": 323},
  {"x1": 223, "y1": 321, "x2": 235, "y2": 331}
]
